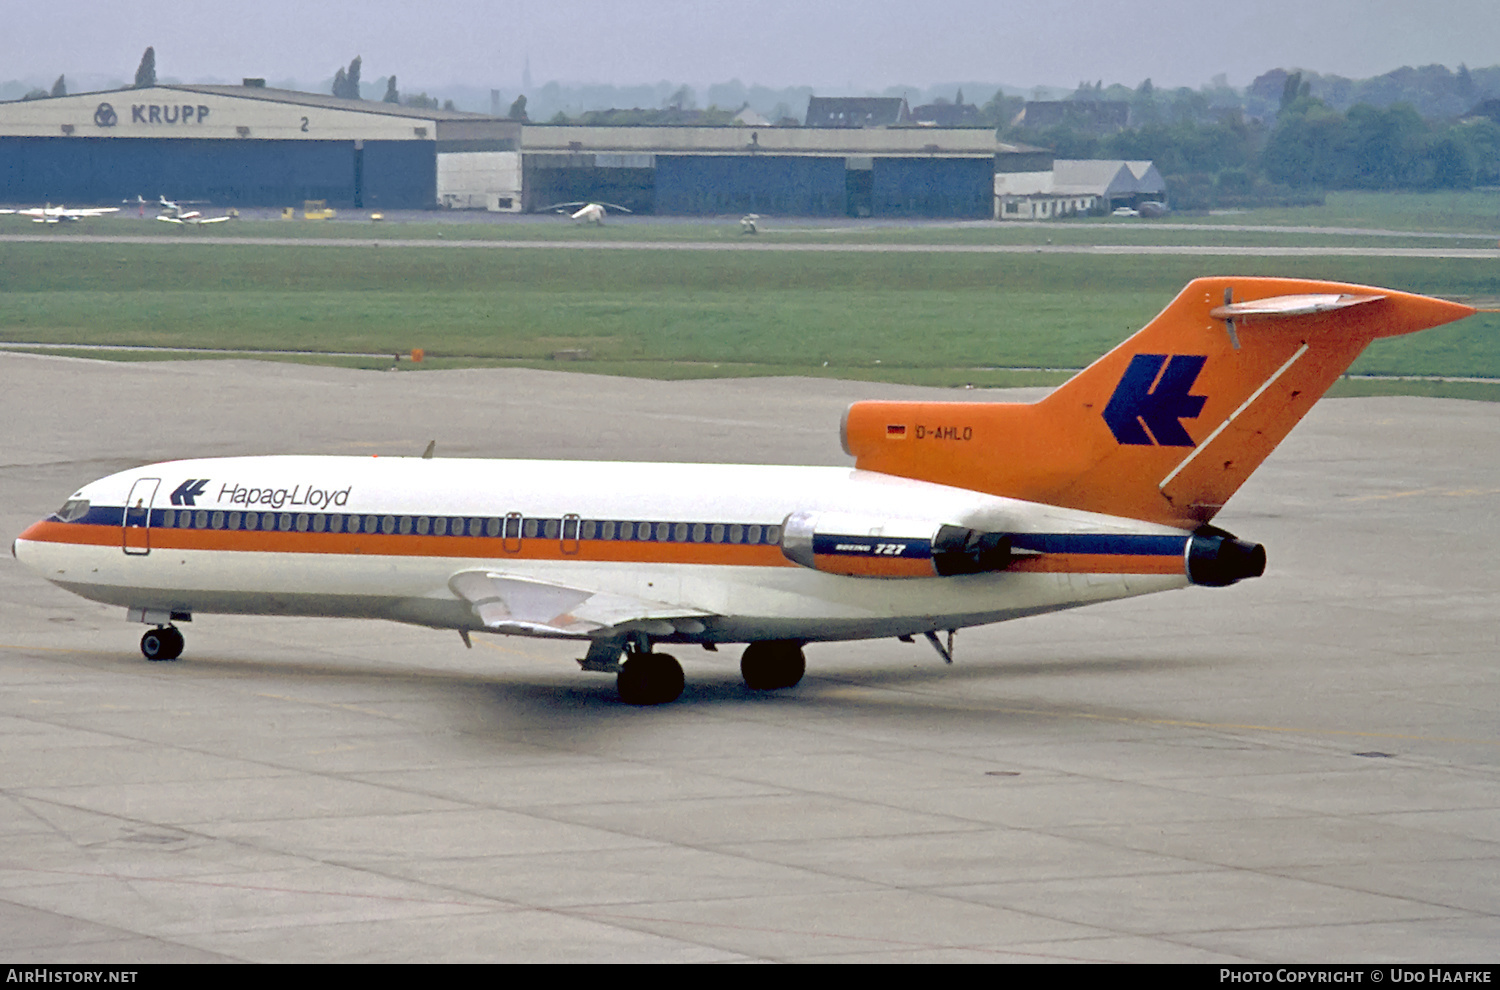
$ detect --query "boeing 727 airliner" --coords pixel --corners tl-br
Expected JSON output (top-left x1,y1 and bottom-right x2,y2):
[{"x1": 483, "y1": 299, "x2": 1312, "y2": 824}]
[{"x1": 13, "y1": 277, "x2": 1476, "y2": 704}]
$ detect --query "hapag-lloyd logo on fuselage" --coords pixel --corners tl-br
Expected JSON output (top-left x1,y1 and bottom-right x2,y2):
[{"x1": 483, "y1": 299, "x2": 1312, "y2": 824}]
[
  {"x1": 171, "y1": 479, "x2": 352, "y2": 509},
  {"x1": 177, "y1": 480, "x2": 354, "y2": 509}
]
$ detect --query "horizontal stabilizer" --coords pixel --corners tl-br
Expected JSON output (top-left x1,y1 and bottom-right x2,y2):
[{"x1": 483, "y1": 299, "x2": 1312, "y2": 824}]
[
  {"x1": 449, "y1": 570, "x2": 710, "y2": 637},
  {"x1": 1209, "y1": 293, "x2": 1384, "y2": 320}
]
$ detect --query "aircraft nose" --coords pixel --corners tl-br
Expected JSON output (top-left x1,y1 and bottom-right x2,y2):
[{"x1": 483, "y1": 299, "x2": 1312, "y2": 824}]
[{"x1": 13, "y1": 519, "x2": 60, "y2": 575}]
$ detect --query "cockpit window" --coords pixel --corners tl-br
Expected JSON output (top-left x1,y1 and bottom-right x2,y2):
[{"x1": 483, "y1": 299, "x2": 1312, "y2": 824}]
[{"x1": 56, "y1": 498, "x2": 90, "y2": 522}]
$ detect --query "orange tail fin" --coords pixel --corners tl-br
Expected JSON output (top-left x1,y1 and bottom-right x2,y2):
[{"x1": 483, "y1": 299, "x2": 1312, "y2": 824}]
[{"x1": 842, "y1": 277, "x2": 1475, "y2": 529}]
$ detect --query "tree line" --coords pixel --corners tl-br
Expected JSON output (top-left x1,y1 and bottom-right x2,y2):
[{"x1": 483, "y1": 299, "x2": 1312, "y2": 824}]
[{"x1": 1007, "y1": 72, "x2": 1500, "y2": 209}]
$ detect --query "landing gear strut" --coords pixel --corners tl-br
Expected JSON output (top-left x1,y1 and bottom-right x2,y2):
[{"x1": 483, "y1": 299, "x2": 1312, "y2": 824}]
[
  {"x1": 140, "y1": 626, "x2": 184, "y2": 661},
  {"x1": 740, "y1": 640, "x2": 805, "y2": 690},
  {"x1": 617, "y1": 651, "x2": 684, "y2": 705}
]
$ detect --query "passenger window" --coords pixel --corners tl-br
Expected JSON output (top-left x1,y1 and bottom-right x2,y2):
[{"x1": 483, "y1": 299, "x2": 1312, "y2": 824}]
[
  {"x1": 766, "y1": 526, "x2": 781, "y2": 544},
  {"x1": 313, "y1": 514, "x2": 327, "y2": 533},
  {"x1": 581, "y1": 520, "x2": 597, "y2": 540},
  {"x1": 228, "y1": 512, "x2": 242, "y2": 530},
  {"x1": 399, "y1": 516, "x2": 412, "y2": 535},
  {"x1": 522, "y1": 518, "x2": 539, "y2": 539},
  {"x1": 730, "y1": 524, "x2": 744, "y2": 543},
  {"x1": 711, "y1": 524, "x2": 725, "y2": 543},
  {"x1": 486, "y1": 517, "x2": 501, "y2": 537},
  {"x1": 243, "y1": 512, "x2": 258, "y2": 531},
  {"x1": 195, "y1": 510, "x2": 209, "y2": 529},
  {"x1": 748, "y1": 525, "x2": 763, "y2": 544},
  {"x1": 296, "y1": 513, "x2": 310, "y2": 532},
  {"x1": 692, "y1": 523, "x2": 706, "y2": 542},
  {"x1": 416, "y1": 516, "x2": 430, "y2": 535},
  {"x1": 433, "y1": 517, "x2": 447, "y2": 536},
  {"x1": 212, "y1": 511, "x2": 225, "y2": 529},
  {"x1": 381, "y1": 515, "x2": 396, "y2": 534},
  {"x1": 544, "y1": 519, "x2": 559, "y2": 539},
  {"x1": 279, "y1": 513, "x2": 293, "y2": 532},
  {"x1": 600, "y1": 521, "x2": 616, "y2": 540},
  {"x1": 673, "y1": 523, "x2": 689, "y2": 542},
  {"x1": 656, "y1": 522, "x2": 671, "y2": 541}
]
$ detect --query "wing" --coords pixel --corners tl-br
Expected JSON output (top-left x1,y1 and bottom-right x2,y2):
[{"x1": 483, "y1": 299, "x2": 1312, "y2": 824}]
[
  {"x1": 599, "y1": 202, "x2": 634, "y2": 214},
  {"x1": 448, "y1": 570, "x2": 712, "y2": 638},
  {"x1": 195, "y1": 215, "x2": 232, "y2": 224}
]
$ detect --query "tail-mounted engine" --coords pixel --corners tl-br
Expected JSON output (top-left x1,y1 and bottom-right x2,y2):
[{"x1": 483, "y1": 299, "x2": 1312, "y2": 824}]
[
  {"x1": 780, "y1": 511, "x2": 1014, "y2": 579},
  {"x1": 781, "y1": 512, "x2": 1266, "y2": 587}
]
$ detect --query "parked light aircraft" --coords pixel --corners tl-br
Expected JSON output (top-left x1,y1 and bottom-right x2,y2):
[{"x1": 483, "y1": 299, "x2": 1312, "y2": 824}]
[
  {"x1": 13, "y1": 277, "x2": 1475, "y2": 704},
  {"x1": 0, "y1": 204, "x2": 120, "y2": 223},
  {"x1": 157, "y1": 212, "x2": 233, "y2": 226},
  {"x1": 149, "y1": 195, "x2": 233, "y2": 225},
  {"x1": 543, "y1": 201, "x2": 633, "y2": 225}
]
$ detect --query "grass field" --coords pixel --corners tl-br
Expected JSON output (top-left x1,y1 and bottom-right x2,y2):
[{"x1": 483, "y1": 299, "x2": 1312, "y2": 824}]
[{"x1": 1, "y1": 211, "x2": 1497, "y2": 398}]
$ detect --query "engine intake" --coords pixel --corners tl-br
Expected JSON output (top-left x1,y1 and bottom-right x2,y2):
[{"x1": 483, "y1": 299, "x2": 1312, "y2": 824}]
[{"x1": 931, "y1": 524, "x2": 1013, "y2": 576}]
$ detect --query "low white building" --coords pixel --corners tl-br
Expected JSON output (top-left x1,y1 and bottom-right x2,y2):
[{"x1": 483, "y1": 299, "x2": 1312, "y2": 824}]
[{"x1": 994, "y1": 160, "x2": 1166, "y2": 219}]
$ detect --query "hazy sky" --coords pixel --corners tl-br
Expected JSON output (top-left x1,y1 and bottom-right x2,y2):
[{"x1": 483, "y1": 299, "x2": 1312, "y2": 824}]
[{"x1": 7, "y1": 0, "x2": 1499, "y2": 93}]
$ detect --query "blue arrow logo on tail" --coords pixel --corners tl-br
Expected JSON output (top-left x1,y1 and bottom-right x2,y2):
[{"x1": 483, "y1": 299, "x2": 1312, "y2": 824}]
[
  {"x1": 170, "y1": 479, "x2": 210, "y2": 506},
  {"x1": 1102, "y1": 354, "x2": 1207, "y2": 447}
]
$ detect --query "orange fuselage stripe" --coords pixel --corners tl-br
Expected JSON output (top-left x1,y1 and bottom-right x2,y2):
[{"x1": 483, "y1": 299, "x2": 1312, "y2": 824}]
[{"x1": 21, "y1": 521, "x2": 1188, "y2": 576}]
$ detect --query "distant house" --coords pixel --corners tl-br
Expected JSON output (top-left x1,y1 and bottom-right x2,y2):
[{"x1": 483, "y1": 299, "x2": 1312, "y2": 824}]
[
  {"x1": 804, "y1": 96, "x2": 910, "y2": 128},
  {"x1": 910, "y1": 97, "x2": 980, "y2": 127},
  {"x1": 994, "y1": 159, "x2": 1166, "y2": 220},
  {"x1": 1018, "y1": 100, "x2": 1130, "y2": 133}
]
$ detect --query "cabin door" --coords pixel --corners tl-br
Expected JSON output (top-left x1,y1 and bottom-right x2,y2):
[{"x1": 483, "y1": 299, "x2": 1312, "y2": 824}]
[{"x1": 122, "y1": 478, "x2": 160, "y2": 555}]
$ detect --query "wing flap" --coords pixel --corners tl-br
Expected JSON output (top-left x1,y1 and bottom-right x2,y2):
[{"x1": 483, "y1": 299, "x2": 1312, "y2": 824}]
[{"x1": 448, "y1": 570, "x2": 711, "y2": 637}]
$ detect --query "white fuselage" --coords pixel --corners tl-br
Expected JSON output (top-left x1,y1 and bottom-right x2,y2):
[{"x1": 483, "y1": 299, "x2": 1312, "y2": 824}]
[{"x1": 15, "y1": 455, "x2": 1195, "y2": 645}]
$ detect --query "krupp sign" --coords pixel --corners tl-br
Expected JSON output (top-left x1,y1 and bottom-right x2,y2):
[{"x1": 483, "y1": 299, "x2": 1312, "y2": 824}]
[{"x1": 129, "y1": 103, "x2": 211, "y2": 125}]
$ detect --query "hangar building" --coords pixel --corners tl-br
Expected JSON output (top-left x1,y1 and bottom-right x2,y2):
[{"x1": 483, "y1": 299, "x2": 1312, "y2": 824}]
[
  {"x1": 0, "y1": 83, "x2": 521, "y2": 210},
  {"x1": 522, "y1": 124, "x2": 1048, "y2": 218},
  {"x1": 0, "y1": 83, "x2": 1049, "y2": 219}
]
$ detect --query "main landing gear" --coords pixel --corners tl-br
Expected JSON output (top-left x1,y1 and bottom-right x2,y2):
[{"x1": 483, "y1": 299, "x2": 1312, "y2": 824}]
[
  {"x1": 140, "y1": 626, "x2": 184, "y2": 661},
  {"x1": 740, "y1": 640, "x2": 806, "y2": 691},
  {"x1": 586, "y1": 637, "x2": 806, "y2": 705},
  {"x1": 617, "y1": 650, "x2": 685, "y2": 706}
]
